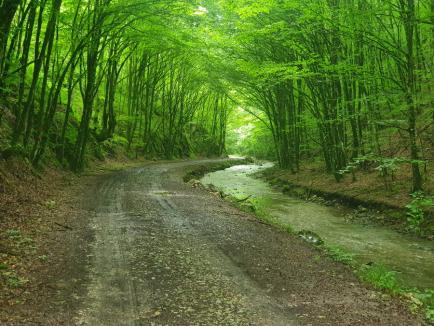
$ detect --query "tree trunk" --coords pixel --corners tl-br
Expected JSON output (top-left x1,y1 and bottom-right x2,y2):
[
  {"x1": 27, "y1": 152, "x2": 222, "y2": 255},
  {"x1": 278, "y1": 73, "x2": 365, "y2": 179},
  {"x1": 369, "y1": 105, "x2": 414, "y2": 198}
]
[
  {"x1": 0, "y1": 0, "x2": 21, "y2": 81},
  {"x1": 403, "y1": 0, "x2": 423, "y2": 191}
]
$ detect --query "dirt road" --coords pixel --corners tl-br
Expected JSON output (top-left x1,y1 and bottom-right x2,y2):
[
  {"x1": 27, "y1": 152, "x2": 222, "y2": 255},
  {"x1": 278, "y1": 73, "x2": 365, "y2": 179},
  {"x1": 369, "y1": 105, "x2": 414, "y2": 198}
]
[{"x1": 18, "y1": 160, "x2": 423, "y2": 325}]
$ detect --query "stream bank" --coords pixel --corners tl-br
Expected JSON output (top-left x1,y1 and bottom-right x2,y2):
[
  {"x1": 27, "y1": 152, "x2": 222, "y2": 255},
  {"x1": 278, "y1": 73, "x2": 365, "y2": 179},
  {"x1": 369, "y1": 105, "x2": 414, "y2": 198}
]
[
  {"x1": 183, "y1": 157, "x2": 250, "y2": 183},
  {"x1": 260, "y1": 166, "x2": 434, "y2": 237},
  {"x1": 200, "y1": 163, "x2": 434, "y2": 321}
]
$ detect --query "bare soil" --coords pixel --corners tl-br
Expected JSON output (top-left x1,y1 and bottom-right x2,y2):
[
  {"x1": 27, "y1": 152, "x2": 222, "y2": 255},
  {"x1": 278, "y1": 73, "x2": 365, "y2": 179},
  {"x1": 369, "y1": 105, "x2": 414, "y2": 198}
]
[{"x1": 0, "y1": 159, "x2": 426, "y2": 325}]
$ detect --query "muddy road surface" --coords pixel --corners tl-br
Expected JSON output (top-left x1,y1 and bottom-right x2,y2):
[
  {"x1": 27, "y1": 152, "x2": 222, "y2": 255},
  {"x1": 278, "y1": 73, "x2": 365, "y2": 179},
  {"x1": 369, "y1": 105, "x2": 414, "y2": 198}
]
[{"x1": 25, "y1": 160, "x2": 424, "y2": 325}]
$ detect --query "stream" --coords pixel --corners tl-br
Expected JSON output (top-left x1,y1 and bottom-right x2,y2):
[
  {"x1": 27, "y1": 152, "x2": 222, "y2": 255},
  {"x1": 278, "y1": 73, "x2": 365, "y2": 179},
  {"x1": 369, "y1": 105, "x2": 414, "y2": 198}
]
[{"x1": 201, "y1": 163, "x2": 434, "y2": 290}]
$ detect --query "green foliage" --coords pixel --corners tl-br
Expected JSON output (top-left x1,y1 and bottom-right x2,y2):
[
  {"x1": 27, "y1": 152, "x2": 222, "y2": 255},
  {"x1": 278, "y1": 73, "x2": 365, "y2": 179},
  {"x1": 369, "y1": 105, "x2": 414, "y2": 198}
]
[
  {"x1": 3, "y1": 272, "x2": 28, "y2": 288},
  {"x1": 38, "y1": 255, "x2": 49, "y2": 262},
  {"x1": 338, "y1": 156, "x2": 370, "y2": 182},
  {"x1": 405, "y1": 192, "x2": 434, "y2": 233},
  {"x1": 226, "y1": 108, "x2": 275, "y2": 159},
  {"x1": 1, "y1": 0, "x2": 232, "y2": 170},
  {"x1": 1, "y1": 0, "x2": 432, "y2": 192},
  {"x1": 5, "y1": 229, "x2": 21, "y2": 240},
  {"x1": 358, "y1": 264, "x2": 400, "y2": 293},
  {"x1": 324, "y1": 245, "x2": 355, "y2": 265},
  {"x1": 112, "y1": 135, "x2": 129, "y2": 147},
  {"x1": 0, "y1": 263, "x2": 28, "y2": 290},
  {"x1": 403, "y1": 289, "x2": 434, "y2": 322},
  {"x1": 247, "y1": 199, "x2": 277, "y2": 225},
  {"x1": 218, "y1": 0, "x2": 431, "y2": 189},
  {"x1": 408, "y1": 290, "x2": 434, "y2": 322},
  {"x1": 45, "y1": 200, "x2": 56, "y2": 210},
  {"x1": 374, "y1": 157, "x2": 406, "y2": 190},
  {"x1": 339, "y1": 155, "x2": 428, "y2": 191},
  {"x1": 94, "y1": 143, "x2": 107, "y2": 161}
]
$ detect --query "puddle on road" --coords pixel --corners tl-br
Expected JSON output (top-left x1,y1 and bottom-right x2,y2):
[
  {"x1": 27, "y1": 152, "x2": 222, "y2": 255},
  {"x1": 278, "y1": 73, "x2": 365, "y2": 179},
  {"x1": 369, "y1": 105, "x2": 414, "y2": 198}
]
[{"x1": 201, "y1": 164, "x2": 434, "y2": 290}]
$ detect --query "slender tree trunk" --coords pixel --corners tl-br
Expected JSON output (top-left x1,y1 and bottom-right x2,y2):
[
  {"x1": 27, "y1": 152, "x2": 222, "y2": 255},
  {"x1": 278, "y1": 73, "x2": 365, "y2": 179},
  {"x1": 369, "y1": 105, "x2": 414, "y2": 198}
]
[
  {"x1": 0, "y1": 0, "x2": 21, "y2": 83},
  {"x1": 402, "y1": 0, "x2": 423, "y2": 191}
]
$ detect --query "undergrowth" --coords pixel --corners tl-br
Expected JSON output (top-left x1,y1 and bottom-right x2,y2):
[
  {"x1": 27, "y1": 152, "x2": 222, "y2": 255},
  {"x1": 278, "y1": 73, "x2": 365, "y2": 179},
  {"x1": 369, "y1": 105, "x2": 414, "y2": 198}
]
[{"x1": 358, "y1": 264, "x2": 400, "y2": 293}]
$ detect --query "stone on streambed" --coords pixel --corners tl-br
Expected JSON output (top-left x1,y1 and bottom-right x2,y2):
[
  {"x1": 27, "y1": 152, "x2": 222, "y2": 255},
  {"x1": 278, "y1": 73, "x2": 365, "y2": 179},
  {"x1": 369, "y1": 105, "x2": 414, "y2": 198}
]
[{"x1": 297, "y1": 230, "x2": 324, "y2": 245}]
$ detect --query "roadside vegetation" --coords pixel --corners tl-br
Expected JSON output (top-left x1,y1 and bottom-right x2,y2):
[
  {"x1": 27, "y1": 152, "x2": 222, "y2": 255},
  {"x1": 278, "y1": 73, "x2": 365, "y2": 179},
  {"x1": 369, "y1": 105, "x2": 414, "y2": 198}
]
[
  {"x1": 223, "y1": 0, "x2": 433, "y2": 192},
  {"x1": 0, "y1": 0, "x2": 230, "y2": 172},
  {"x1": 0, "y1": 1, "x2": 433, "y2": 209},
  {"x1": 0, "y1": 0, "x2": 433, "y2": 323},
  {"x1": 221, "y1": 0, "x2": 434, "y2": 234}
]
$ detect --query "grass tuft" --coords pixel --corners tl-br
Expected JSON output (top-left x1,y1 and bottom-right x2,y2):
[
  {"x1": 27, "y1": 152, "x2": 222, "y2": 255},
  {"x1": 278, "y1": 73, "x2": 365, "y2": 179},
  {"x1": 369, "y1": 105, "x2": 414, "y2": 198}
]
[
  {"x1": 324, "y1": 244, "x2": 355, "y2": 266},
  {"x1": 358, "y1": 264, "x2": 400, "y2": 293}
]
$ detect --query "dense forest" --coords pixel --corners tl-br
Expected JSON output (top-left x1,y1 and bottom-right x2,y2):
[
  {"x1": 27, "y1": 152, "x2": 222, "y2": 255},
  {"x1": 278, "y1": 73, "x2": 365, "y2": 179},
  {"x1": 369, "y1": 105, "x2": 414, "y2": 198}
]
[
  {"x1": 0, "y1": 0, "x2": 230, "y2": 172},
  {"x1": 1, "y1": 1, "x2": 434, "y2": 323},
  {"x1": 0, "y1": 0, "x2": 433, "y2": 192}
]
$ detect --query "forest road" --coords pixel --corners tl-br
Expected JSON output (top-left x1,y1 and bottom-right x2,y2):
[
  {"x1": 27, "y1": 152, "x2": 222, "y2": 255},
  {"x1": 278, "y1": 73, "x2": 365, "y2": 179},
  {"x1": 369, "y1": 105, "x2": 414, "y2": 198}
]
[{"x1": 72, "y1": 160, "x2": 422, "y2": 326}]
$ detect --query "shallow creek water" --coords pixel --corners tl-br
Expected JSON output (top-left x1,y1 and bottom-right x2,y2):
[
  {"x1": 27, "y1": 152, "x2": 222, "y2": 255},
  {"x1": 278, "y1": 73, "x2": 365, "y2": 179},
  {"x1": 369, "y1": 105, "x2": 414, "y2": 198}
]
[{"x1": 201, "y1": 164, "x2": 434, "y2": 290}]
